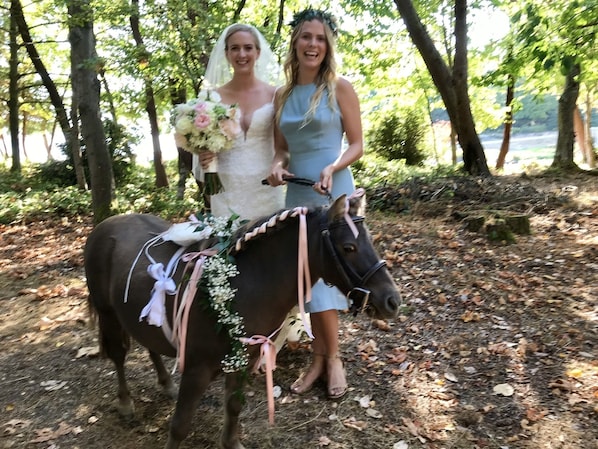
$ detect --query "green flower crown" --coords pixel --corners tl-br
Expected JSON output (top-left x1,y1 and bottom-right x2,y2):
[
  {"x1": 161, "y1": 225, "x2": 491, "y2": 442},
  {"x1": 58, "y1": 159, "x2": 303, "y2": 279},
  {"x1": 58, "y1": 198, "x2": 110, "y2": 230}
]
[{"x1": 289, "y1": 8, "x2": 338, "y2": 37}]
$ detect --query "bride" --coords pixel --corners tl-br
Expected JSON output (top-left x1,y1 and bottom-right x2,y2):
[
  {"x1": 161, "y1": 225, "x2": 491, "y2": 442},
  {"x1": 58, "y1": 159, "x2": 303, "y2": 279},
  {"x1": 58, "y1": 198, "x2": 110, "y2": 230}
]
[
  {"x1": 192, "y1": 24, "x2": 304, "y2": 357},
  {"x1": 193, "y1": 23, "x2": 284, "y2": 219}
]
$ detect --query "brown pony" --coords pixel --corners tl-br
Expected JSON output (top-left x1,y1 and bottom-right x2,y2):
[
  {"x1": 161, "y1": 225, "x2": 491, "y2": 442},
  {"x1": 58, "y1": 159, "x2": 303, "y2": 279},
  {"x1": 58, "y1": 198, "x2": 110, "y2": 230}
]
[{"x1": 83, "y1": 192, "x2": 401, "y2": 449}]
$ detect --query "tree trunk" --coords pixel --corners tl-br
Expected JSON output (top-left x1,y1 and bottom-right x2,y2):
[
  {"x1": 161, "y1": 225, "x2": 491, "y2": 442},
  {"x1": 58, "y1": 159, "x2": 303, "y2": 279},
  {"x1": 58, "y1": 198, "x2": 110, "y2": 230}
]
[
  {"x1": 69, "y1": 0, "x2": 113, "y2": 223},
  {"x1": 496, "y1": 75, "x2": 515, "y2": 170},
  {"x1": 13, "y1": 0, "x2": 72, "y2": 150},
  {"x1": 552, "y1": 62, "x2": 580, "y2": 171},
  {"x1": 130, "y1": 0, "x2": 169, "y2": 188},
  {"x1": 9, "y1": 0, "x2": 20, "y2": 172},
  {"x1": 393, "y1": 0, "x2": 490, "y2": 176},
  {"x1": 70, "y1": 99, "x2": 88, "y2": 190}
]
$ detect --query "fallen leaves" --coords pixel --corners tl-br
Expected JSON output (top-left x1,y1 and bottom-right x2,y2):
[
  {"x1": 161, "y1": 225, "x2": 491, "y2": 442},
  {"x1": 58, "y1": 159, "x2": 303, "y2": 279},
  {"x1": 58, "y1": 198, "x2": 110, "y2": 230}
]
[
  {"x1": 1, "y1": 176, "x2": 597, "y2": 449},
  {"x1": 2, "y1": 419, "x2": 82, "y2": 444},
  {"x1": 40, "y1": 380, "x2": 68, "y2": 392},
  {"x1": 401, "y1": 417, "x2": 427, "y2": 443},
  {"x1": 28, "y1": 421, "x2": 83, "y2": 443},
  {"x1": 342, "y1": 416, "x2": 368, "y2": 431},
  {"x1": 493, "y1": 383, "x2": 515, "y2": 397},
  {"x1": 460, "y1": 310, "x2": 481, "y2": 322},
  {"x1": 75, "y1": 346, "x2": 100, "y2": 358},
  {"x1": 372, "y1": 319, "x2": 391, "y2": 331},
  {"x1": 3, "y1": 419, "x2": 32, "y2": 435}
]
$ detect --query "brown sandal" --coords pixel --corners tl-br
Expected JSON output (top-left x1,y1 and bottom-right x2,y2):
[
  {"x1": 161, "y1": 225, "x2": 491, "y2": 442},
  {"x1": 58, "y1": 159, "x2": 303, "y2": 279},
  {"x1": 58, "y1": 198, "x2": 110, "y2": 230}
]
[{"x1": 325, "y1": 353, "x2": 348, "y2": 400}]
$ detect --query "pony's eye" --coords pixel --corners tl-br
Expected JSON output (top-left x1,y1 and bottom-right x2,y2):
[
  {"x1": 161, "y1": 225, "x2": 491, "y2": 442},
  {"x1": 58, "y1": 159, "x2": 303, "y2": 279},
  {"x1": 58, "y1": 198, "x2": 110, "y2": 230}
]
[{"x1": 343, "y1": 243, "x2": 357, "y2": 253}]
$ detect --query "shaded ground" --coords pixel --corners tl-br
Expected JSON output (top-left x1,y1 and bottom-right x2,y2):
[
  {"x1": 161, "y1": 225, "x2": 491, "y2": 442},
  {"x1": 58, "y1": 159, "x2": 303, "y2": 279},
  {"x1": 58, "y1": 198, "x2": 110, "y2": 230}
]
[{"x1": 1, "y1": 172, "x2": 596, "y2": 449}]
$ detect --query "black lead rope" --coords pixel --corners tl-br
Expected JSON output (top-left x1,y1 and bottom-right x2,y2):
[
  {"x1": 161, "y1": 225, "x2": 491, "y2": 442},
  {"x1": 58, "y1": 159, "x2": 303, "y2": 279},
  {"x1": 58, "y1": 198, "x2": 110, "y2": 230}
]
[{"x1": 261, "y1": 176, "x2": 333, "y2": 202}]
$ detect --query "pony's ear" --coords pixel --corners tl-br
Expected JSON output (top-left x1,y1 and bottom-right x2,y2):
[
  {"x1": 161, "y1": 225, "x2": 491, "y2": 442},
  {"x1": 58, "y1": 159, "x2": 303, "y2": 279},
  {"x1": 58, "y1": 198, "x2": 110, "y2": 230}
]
[
  {"x1": 326, "y1": 189, "x2": 367, "y2": 223},
  {"x1": 327, "y1": 194, "x2": 347, "y2": 222},
  {"x1": 347, "y1": 188, "x2": 366, "y2": 216}
]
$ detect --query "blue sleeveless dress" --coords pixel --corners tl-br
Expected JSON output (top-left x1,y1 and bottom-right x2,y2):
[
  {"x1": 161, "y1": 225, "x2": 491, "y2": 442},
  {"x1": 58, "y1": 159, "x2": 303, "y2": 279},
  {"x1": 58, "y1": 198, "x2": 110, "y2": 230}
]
[{"x1": 279, "y1": 83, "x2": 356, "y2": 313}]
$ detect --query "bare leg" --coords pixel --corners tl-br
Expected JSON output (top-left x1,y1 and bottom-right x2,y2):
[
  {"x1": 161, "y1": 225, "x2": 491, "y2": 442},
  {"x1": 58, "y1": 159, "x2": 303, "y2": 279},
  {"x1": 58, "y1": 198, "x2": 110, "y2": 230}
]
[
  {"x1": 311, "y1": 310, "x2": 347, "y2": 399},
  {"x1": 290, "y1": 309, "x2": 347, "y2": 398},
  {"x1": 289, "y1": 352, "x2": 325, "y2": 394}
]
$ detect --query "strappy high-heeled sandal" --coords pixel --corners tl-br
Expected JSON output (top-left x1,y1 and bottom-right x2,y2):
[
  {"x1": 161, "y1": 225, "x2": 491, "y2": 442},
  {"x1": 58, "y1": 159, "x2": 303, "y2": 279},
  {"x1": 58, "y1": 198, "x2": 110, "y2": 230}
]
[
  {"x1": 325, "y1": 353, "x2": 348, "y2": 400},
  {"x1": 290, "y1": 353, "x2": 325, "y2": 395}
]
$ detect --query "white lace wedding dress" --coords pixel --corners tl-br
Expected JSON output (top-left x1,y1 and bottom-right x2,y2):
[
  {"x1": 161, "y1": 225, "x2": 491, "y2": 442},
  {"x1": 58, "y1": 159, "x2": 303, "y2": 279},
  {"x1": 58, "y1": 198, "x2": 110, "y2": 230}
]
[{"x1": 204, "y1": 103, "x2": 285, "y2": 219}]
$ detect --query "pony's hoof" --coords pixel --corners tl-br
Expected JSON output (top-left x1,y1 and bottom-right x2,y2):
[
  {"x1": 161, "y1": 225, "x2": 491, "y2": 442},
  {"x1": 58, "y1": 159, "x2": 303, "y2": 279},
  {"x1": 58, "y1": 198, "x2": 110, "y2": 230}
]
[
  {"x1": 162, "y1": 382, "x2": 178, "y2": 400},
  {"x1": 221, "y1": 440, "x2": 245, "y2": 449},
  {"x1": 114, "y1": 399, "x2": 135, "y2": 419}
]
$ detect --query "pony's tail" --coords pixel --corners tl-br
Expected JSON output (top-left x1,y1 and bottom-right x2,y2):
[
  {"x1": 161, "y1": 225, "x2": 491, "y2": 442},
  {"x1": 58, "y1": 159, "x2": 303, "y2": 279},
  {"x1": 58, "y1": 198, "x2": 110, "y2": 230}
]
[{"x1": 87, "y1": 293, "x2": 98, "y2": 331}]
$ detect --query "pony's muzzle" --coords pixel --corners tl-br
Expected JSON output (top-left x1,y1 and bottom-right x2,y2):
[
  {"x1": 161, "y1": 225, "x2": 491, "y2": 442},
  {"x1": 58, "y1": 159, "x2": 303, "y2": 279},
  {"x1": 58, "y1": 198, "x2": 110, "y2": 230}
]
[{"x1": 348, "y1": 288, "x2": 370, "y2": 317}]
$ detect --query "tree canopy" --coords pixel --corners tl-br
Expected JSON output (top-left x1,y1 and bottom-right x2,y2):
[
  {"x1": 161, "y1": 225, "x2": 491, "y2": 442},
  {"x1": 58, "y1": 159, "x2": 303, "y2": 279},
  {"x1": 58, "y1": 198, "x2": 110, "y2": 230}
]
[{"x1": 1, "y1": 0, "x2": 596, "y2": 179}]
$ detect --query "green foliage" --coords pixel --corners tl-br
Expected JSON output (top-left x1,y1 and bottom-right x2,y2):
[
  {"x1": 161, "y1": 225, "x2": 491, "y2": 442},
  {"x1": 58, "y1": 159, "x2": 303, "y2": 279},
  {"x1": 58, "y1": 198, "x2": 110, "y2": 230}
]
[
  {"x1": 109, "y1": 160, "x2": 201, "y2": 219},
  {"x1": 29, "y1": 160, "x2": 78, "y2": 187},
  {"x1": 353, "y1": 152, "x2": 463, "y2": 191},
  {"x1": 103, "y1": 119, "x2": 140, "y2": 183},
  {"x1": 0, "y1": 182, "x2": 91, "y2": 224},
  {"x1": 0, "y1": 155, "x2": 473, "y2": 225},
  {"x1": 52, "y1": 119, "x2": 140, "y2": 186},
  {"x1": 0, "y1": 161, "x2": 201, "y2": 224},
  {"x1": 367, "y1": 108, "x2": 427, "y2": 166}
]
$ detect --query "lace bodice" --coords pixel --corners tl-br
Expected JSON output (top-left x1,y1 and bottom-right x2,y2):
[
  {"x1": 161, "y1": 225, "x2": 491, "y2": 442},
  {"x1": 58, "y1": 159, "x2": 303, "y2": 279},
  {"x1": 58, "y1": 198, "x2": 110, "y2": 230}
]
[{"x1": 210, "y1": 103, "x2": 284, "y2": 219}]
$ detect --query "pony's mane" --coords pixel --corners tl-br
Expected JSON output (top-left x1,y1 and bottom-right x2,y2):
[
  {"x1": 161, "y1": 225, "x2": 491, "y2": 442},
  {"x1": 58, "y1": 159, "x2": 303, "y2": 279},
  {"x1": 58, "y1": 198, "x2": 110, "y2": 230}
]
[{"x1": 230, "y1": 205, "x2": 322, "y2": 254}]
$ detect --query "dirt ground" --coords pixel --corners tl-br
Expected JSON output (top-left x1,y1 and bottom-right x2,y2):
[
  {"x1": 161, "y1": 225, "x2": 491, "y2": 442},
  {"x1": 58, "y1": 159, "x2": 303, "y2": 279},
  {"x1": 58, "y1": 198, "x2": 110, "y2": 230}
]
[{"x1": 1, "y1": 172, "x2": 596, "y2": 449}]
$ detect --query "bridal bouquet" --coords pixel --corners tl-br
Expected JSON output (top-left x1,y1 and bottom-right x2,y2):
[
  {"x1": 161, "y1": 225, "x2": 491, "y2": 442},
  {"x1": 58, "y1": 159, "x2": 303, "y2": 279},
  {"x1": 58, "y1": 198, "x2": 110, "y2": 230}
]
[{"x1": 172, "y1": 90, "x2": 241, "y2": 195}]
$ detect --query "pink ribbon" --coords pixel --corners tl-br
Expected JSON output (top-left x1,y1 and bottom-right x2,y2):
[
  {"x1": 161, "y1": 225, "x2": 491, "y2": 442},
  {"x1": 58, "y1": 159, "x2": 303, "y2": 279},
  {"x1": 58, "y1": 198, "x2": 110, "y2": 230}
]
[
  {"x1": 240, "y1": 333, "x2": 277, "y2": 425},
  {"x1": 294, "y1": 208, "x2": 314, "y2": 339},
  {"x1": 344, "y1": 188, "x2": 365, "y2": 238},
  {"x1": 172, "y1": 248, "x2": 217, "y2": 372}
]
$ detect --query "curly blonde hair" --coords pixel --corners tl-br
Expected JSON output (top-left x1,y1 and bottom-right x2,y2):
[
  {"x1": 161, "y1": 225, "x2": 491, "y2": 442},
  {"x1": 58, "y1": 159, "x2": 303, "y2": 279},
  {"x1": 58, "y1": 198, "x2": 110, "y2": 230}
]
[{"x1": 275, "y1": 10, "x2": 338, "y2": 126}]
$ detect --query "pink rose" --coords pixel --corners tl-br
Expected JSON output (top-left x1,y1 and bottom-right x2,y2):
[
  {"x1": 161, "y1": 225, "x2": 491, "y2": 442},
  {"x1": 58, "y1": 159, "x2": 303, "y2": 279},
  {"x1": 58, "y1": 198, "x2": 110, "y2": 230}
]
[
  {"x1": 219, "y1": 118, "x2": 241, "y2": 139},
  {"x1": 194, "y1": 113, "x2": 210, "y2": 129},
  {"x1": 194, "y1": 102, "x2": 207, "y2": 113}
]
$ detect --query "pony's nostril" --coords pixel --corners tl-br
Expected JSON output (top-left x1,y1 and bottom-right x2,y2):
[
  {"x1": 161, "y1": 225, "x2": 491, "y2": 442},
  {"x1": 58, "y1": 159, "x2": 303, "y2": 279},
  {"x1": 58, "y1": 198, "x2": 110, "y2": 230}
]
[{"x1": 386, "y1": 294, "x2": 401, "y2": 315}]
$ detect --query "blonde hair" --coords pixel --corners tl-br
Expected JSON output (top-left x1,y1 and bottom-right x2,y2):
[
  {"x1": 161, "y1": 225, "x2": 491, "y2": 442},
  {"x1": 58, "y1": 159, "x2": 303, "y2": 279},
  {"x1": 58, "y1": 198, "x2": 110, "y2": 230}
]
[
  {"x1": 275, "y1": 15, "x2": 338, "y2": 126},
  {"x1": 224, "y1": 24, "x2": 261, "y2": 51}
]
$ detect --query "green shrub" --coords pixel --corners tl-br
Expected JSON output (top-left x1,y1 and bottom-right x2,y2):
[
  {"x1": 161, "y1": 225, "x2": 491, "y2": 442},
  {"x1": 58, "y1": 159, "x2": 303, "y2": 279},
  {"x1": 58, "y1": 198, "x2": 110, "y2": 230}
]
[
  {"x1": 0, "y1": 161, "x2": 200, "y2": 223},
  {"x1": 367, "y1": 108, "x2": 427, "y2": 166},
  {"x1": 33, "y1": 160, "x2": 78, "y2": 187}
]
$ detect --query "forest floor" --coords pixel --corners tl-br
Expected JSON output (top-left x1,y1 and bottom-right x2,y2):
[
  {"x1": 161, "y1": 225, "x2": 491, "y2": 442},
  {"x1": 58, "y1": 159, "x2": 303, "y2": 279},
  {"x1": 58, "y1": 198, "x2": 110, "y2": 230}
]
[{"x1": 0, "y1": 171, "x2": 596, "y2": 449}]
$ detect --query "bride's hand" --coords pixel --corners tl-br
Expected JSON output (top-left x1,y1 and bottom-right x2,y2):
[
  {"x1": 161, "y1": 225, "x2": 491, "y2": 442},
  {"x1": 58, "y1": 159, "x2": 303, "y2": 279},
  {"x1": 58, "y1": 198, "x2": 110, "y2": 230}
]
[{"x1": 198, "y1": 150, "x2": 216, "y2": 169}]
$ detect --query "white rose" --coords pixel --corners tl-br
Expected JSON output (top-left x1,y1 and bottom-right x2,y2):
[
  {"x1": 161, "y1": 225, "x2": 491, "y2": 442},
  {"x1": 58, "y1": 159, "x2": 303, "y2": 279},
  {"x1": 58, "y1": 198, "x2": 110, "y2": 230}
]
[
  {"x1": 197, "y1": 90, "x2": 210, "y2": 101},
  {"x1": 175, "y1": 116, "x2": 194, "y2": 134}
]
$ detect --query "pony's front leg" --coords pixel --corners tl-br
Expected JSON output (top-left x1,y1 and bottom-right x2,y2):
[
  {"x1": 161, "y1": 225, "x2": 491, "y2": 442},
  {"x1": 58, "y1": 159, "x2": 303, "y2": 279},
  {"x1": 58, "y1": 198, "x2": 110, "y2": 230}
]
[
  {"x1": 164, "y1": 367, "x2": 212, "y2": 449},
  {"x1": 221, "y1": 372, "x2": 246, "y2": 449}
]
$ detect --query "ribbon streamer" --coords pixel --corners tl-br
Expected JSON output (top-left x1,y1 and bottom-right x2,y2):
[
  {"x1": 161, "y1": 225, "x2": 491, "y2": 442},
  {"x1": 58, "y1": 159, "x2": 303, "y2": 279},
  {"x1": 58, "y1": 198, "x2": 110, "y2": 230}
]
[{"x1": 139, "y1": 263, "x2": 177, "y2": 326}]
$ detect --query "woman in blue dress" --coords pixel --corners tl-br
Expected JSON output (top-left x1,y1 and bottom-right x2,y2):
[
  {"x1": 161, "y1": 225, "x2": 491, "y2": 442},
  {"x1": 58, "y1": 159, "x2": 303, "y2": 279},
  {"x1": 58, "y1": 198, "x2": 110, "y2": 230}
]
[{"x1": 267, "y1": 9, "x2": 364, "y2": 399}]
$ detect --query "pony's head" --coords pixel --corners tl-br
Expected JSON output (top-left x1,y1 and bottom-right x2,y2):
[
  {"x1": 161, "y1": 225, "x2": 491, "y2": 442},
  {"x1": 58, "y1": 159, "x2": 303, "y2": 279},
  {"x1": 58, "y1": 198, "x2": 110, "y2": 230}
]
[{"x1": 322, "y1": 190, "x2": 401, "y2": 319}]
